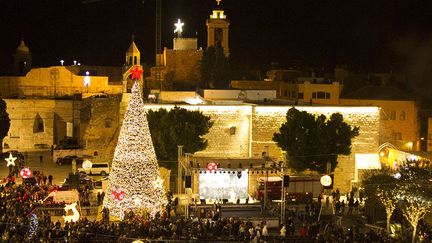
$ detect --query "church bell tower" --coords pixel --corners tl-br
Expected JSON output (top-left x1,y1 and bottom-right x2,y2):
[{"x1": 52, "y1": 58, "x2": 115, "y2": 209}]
[
  {"x1": 13, "y1": 39, "x2": 32, "y2": 76},
  {"x1": 206, "y1": 0, "x2": 230, "y2": 57}
]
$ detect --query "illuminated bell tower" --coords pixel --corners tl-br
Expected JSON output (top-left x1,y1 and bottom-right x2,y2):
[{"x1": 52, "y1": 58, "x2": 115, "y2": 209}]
[
  {"x1": 13, "y1": 39, "x2": 32, "y2": 76},
  {"x1": 125, "y1": 36, "x2": 141, "y2": 67},
  {"x1": 206, "y1": 0, "x2": 230, "y2": 57}
]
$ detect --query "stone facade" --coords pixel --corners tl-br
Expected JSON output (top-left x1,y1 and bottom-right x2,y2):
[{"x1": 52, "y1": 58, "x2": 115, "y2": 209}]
[
  {"x1": 341, "y1": 99, "x2": 419, "y2": 151},
  {"x1": 137, "y1": 104, "x2": 380, "y2": 192},
  {"x1": 3, "y1": 99, "x2": 76, "y2": 150},
  {"x1": 0, "y1": 66, "x2": 122, "y2": 98},
  {"x1": 81, "y1": 95, "x2": 122, "y2": 162}
]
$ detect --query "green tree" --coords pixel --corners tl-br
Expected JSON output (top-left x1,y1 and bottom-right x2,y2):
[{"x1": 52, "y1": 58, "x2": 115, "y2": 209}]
[
  {"x1": 394, "y1": 163, "x2": 432, "y2": 243},
  {"x1": 273, "y1": 107, "x2": 359, "y2": 173},
  {"x1": 361, "y1": 167, "x2": 398, "y2": 233},
  {"x1": 147, "y1": 106, "x2": 213, "y2": 161},
  {"x1": 199, "y1": 45, "x2": 231, "y2": 89},
  {"x1": 0, "y1": 98, "x2": 10, "y2": 153}
]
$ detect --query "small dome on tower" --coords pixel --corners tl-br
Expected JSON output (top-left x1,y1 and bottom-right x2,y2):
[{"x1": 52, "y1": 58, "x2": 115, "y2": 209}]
[{"x1": 16, "y1": 39, "x2": 30, "y2": 54}]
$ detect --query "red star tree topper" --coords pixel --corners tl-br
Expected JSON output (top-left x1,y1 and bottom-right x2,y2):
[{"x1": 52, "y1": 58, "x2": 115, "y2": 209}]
[{"x1": 130, "y1": 66, "x2": 143, "y2": 80}]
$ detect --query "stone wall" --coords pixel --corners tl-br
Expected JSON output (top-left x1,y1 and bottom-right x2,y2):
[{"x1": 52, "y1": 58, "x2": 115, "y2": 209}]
[
  {"x1": 143, "y1": 104, "x2": 253, "y2": 158},
  {"x1": 81, "y1": 95, "x2": 121, "y2": 163},
  {"x1": 3, "y1": 99, "x2": 75, "y2": 150},
  {"x1": 119, "y1": 99, "x2": 381, "y2": 193},
  {"x1": 163, "y1": 49, "x2": 202, "y2": 83},
  {"x1": 0, "y1": 66, "x2": 122, "y2": 98},
  {"x1": 251, "y1": 106, "x2": 380, "y2": 192}
]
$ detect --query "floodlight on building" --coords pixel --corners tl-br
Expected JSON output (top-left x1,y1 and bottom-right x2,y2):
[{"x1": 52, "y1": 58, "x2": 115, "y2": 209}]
[
  {"x1": 60, "y1": 60, "x2": 64, "y2": 66},
  {"x1": 73, "y1": 60, "x2": 77, "y2": 65}
]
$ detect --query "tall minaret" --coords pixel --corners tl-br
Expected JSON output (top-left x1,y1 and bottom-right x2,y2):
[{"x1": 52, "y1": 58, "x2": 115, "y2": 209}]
[
  {"x1": 125, "y1": 35, "x2": 141, "y2": 67},
  {"x1": 206, "y1": 0, "x2": 230, "y2": 57},
  {"x1": 13, "y1": 39, "x2": 32, "y2": 76}
]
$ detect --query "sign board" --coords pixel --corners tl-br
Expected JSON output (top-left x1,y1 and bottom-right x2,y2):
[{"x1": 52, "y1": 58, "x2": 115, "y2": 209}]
[{"x1": 53, "y1": 189, "x2": 79, "y2": 203}]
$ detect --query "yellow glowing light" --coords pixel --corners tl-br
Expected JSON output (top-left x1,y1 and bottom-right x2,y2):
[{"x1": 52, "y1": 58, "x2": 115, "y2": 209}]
[
  {"x1": 5, "y1": 153, "x2": 17, "y2": 167},
  {"x1": 210, "y1": 10, "x2": 226, "y2": 19},
  {"x1": 380, "y1": 151, "x2": 385, "y2": 157},
  {"x1": 132, "y1": 240, "x2": 144, "y2": 243},
  {"x1": 153, "y1": 176, "x2": 164, "y2": 189},
  {"x1": 104, "y1": 81, "x2": 167, "y2": 219},
  {"x1": 185, "y1": 96, "x2": 203, "y2": 105},
  {"x1": 174, "y1": 19, "x2": 184, "y2": 34},
  {"x1": 254, "y1": 106, "x2": 380, "y2": 115},
  {"x1": 355, "y1": 153, "x2": 381, "y2": 169},
  {"x1": 320, "y1": 175, "x2": 332, "y2": 187},
  {"x1": 63, "y1": 203, "x2": 80, "y2": 223},
  {"x1": 82, "y1": 160, "x2": 92, "y2": 170}
]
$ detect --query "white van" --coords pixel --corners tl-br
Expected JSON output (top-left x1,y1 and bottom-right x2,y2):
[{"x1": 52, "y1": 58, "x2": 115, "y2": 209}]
[{"x1": 78, "y1": 163, "x2": 110, "y2": 176}]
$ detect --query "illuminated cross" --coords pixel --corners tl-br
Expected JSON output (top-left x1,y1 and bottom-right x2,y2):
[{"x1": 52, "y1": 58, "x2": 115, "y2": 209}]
[
  {"x1": 216, "y1": 0, "x2": 221, "y2": 6},
  {"x1": 5, "y1": 153, "x2": 16, "y2": 167},
  {"x1": 174, "y1": 19, "x2": 184, "y2": 34}
]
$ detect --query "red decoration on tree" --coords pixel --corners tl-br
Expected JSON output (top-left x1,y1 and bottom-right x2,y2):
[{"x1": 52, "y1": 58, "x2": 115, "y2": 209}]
[
  {"x1": 207, "y1": 162, "x2": 217, "y2": 173},
  {"x1": 112, "y1": 188, "x2": 125, "y2": 202},
  {"x1": 20, "y1": 168, "x2": 32, "y2": 179},
  {"x1": 130, "y1": 66, "x2": 143, "y2": 80}
]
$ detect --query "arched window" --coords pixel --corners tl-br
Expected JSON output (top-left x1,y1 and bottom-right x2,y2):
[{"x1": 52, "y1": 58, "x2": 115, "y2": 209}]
[
  {"x1": 33, "y1": 113, "x2": 44, "y2": 133},
  {"x1": 400, "y1": 111, "x2": 406, "y2": 121},
  {"x1": 104, "y1": 118, "x2": 113, "y2": 128},
  {"x1": 390, "y1": 110, "x2": 396, "y2": 120}
]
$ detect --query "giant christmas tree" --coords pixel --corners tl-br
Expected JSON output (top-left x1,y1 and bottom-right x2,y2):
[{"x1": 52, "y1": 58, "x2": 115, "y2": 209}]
[{"x1": 104, "y1": 73, "x2": 167, "y2": 219}]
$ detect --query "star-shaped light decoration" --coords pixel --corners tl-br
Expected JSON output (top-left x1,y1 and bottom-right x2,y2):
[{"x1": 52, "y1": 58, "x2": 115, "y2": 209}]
[
  {"x1": 174, "y1": 19, "x2": 184, "y2": 34},
  {"x1": 153, "y1": 176, "x2": 164, "y2": 189},
  {"x1": 130, "y1": 66, "x2": 143, "y2": 80},
  {"x1": 5, "y1": 153, "x2": 17, "y2": 167}
]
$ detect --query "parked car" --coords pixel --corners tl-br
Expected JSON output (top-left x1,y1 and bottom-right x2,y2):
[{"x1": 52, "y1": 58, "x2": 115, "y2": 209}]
[
  {"x1": 59, "y1": 174, "x2": 94, "y2": 191},
  {"x1": 56, "y1": 155, "x2": 84, "y2": 165},
  {"x1": 78, "y1": 163, "x2": 110, "y2": 176}
]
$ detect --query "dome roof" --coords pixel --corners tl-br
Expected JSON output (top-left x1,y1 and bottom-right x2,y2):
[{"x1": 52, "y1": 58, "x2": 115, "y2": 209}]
[
  {"x1": 126, "y1": 41, "x2": 140, "y2": 54},
  {"x1": 16, "y1": 39, "x2": 30, "y2": 53}
]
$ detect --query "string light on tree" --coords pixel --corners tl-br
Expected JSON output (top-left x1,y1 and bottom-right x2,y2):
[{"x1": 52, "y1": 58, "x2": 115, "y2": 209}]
[
  {"x1": 28, "y1": 213, "x2": 38, "y2": 236},
  {"x1": 104, "y1": 78, "x2": 167, "y2": 219}
]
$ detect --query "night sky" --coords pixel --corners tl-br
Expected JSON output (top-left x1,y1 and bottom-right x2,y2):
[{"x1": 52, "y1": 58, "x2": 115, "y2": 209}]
[{"x1": 0, "y1": 0, "x2": 431, "y2": 74}]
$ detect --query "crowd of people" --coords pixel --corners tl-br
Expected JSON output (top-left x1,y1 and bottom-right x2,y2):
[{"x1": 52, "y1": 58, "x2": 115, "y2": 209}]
[{"x1": 0, "y1": 174, "x2": 403, "y2": 243}]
